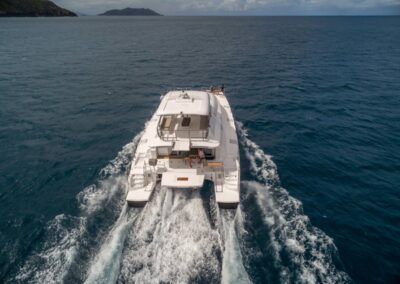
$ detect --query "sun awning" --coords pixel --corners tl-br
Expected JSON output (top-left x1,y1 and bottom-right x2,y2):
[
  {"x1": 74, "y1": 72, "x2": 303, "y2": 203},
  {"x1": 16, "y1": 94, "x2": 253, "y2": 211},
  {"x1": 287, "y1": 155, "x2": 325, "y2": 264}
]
[{"x1": 156, "y1": 91, "x2": 210, "y2": 116}]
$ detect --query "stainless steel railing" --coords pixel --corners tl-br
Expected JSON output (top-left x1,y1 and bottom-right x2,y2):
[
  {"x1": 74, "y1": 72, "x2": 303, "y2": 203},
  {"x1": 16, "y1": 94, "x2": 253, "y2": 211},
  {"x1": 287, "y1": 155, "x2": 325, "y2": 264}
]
[{"x1": 157, "y1": 128, "x2": 209, "y2": 141}]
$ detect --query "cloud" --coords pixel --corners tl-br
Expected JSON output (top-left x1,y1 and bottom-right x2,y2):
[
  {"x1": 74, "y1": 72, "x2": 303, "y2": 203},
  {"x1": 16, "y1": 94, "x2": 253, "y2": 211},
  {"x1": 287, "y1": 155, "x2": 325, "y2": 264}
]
[{"x1": 55, "y1": 0, "x2": 400, "y2": 15}]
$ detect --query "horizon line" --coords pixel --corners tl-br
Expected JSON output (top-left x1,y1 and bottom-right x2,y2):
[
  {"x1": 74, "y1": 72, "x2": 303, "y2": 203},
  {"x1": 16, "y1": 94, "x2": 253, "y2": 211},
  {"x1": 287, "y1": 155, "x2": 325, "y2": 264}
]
[{"x1": 79, "y1": 14, "x2": 400, "y2": 17}]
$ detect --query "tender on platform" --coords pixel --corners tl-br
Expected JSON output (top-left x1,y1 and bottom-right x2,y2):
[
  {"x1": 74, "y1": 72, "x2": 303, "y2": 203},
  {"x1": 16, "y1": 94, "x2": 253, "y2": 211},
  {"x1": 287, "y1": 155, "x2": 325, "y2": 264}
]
[{"x1": 126, "y1": 86, "x2": 240, "y2": 209}]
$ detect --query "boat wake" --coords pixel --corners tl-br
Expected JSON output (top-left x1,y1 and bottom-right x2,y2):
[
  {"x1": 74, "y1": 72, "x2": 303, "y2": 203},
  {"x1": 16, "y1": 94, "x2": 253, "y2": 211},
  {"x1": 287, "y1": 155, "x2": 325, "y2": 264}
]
[
  {"x1": 118, "y1": 185, "x2": 222, "y2": 283},
  {"x1": 236, "y1": 122, "x2": 350, "y2": 283},
  {"x1": 13, "y1": 133, "x2": 143, "y2": 283},
  {"x1": 220, "y1": 209, "x2": 251, "y2": 284},
  {"x1": 13, "y1": 122, "x2": 350, "y2": 284},
  {"x1": 84, "y1": 204, "x2": 140, "y2": 284}
]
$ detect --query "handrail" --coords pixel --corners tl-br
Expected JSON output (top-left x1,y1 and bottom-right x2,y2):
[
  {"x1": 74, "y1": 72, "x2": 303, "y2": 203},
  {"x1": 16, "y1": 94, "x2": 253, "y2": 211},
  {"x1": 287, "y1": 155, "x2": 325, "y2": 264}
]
[{"x1": 157, "y1": 127, "x2": 209, "y2": 141}]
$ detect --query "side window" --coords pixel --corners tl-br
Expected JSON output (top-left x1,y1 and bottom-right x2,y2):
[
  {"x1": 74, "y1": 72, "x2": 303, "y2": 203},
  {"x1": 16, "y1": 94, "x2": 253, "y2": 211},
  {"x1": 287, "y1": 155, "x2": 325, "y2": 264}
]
[{"x1": 181, "y1": 117, "x2": 191, "y2": 127}]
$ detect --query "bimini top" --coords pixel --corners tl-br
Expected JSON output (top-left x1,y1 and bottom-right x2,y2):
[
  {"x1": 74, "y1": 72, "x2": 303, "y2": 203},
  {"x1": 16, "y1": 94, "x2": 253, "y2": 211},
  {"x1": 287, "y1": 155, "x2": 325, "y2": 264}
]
[{"x1": 156, "y1": 91, "x2": 210, "y2": 116}]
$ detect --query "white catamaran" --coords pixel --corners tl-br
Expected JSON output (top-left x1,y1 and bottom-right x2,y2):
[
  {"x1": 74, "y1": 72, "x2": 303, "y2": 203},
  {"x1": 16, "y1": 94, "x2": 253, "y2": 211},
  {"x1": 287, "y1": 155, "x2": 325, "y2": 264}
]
[{"x1": 126, "y1": 86, "x2": 240, "y2": 209}]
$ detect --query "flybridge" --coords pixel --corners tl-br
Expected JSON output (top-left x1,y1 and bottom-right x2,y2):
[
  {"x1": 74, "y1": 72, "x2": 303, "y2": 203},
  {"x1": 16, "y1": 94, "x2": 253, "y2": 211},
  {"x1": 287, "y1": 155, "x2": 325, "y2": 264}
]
[
  {"x1": 126, "y1": 87, "x2": 240, "y2": 209},
  {"x1": 156, "y1": 91, "x2": 211, "y2": 141},
  {"x1": 156, "y1": 91, "x2": 210, "y2": 116}
]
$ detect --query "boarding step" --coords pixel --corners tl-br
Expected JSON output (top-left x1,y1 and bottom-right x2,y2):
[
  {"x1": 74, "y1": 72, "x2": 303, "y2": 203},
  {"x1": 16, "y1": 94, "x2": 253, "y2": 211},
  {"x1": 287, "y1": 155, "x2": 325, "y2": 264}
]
[
  {"x1": 225, "y1": 180, "x2": 237, "y2": 186},
  {"x1": 131, "y1": 166, "x2": 145, "y2": 175},
  {"x1": 225, "y1": 176, "x2": 237, "y2": 180},
  {"x1": 130, "y1": 175, "x2": 145, "y2": 190}
]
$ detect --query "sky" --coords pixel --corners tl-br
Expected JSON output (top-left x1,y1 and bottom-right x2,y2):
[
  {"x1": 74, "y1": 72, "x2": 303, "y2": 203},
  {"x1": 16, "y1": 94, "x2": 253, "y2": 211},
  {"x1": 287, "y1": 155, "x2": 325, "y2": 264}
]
[{"x1": 55, "y1": 0, "x2": 400, "y2": 15}]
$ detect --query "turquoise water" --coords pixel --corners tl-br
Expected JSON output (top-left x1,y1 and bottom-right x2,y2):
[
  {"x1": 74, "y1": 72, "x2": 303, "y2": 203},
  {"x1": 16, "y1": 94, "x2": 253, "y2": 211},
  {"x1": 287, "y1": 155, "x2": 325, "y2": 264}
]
[{"x1": 0, "y1": 16, "x2": 399, "y2": 283}]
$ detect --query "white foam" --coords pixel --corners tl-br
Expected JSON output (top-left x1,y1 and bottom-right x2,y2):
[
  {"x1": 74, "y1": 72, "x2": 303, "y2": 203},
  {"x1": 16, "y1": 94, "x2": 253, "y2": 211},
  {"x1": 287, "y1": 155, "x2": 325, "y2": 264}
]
[
  {"x1": 220, "y1": 209, "x2": 251, "y2": 284},
  {"x1": 15, "y1": 214, "x2": 86, "y2": 283},
  {"x1": 84, "y1": 205, "x2": 140, "y2": 284},
  {"x1": 99, "y1": 132, "x2": 143, "y2": 178},
  {"x1": 118, "y1": 186, "x2": 221, "y2": 283},
  {"x1": 237, "y1": 122, "x2": 350, "y2": 283},
  {"x1": 76, "y1": 175, "x2": 127, "y2": 215}
]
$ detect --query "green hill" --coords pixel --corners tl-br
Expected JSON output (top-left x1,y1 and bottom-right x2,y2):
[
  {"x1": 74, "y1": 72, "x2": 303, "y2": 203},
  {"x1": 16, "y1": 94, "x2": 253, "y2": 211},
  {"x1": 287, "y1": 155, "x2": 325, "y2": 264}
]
[
  {"x1": 100, "y1": 8, "x2": 162, "y2": 16},
  {"x1": 0, "y1": 0, "x2": 76, "y2": 16}
]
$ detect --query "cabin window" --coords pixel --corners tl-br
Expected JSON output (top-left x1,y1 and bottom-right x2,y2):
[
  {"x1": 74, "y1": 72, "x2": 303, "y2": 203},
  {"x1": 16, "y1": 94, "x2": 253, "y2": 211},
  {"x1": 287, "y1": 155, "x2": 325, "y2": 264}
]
[{"x1": 181, "y1": 117, "x2": 191, "y2": 127}]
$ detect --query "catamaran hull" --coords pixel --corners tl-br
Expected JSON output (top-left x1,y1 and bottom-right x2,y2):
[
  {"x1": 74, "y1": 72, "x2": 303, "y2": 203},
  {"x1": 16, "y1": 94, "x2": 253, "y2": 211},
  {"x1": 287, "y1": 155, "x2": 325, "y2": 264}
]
[{"x1": 126, "y1": 87, "x2": 240, "y2": 209}]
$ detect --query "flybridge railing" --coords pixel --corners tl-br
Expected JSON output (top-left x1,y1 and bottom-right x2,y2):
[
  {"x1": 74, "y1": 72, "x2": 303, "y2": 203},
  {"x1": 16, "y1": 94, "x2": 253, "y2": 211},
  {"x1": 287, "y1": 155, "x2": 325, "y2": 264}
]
[
  {"x1": 157, "y1": 128, "x2": 209, "y2": 141},
  {"x1": 164, "y1": 86, "x2": 224, "y2": 94}
]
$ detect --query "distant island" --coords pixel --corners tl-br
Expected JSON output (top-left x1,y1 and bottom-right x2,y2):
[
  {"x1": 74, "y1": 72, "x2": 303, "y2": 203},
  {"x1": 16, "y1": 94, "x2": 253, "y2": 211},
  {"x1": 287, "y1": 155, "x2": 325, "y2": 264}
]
[
  {"x1": 0, "y1": 0, "x2": 76, "y2": 17},
  {"x1": 99, "y1": 8, "x2": 162, "y2": 16}
]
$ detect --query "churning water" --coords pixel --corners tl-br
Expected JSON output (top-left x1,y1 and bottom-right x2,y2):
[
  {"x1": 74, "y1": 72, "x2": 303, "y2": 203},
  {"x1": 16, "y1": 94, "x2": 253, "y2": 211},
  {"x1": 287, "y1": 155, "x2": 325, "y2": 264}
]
[{"x1": 9, "y1": 124, "x2": 350, "y2": 283}]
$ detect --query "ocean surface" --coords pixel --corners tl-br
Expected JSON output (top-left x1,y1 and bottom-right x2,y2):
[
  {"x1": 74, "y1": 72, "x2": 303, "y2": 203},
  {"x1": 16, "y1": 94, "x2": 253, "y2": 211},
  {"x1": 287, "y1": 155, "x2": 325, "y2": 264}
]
[{"x1": 0, "y1": 16, "x2": 399, "y2": 283}]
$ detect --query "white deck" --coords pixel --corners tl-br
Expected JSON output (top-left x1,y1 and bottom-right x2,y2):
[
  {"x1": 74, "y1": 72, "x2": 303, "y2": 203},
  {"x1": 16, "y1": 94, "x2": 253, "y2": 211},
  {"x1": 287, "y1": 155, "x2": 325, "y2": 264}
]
[
  {"x1": 126, "y1": 89, "x2": 240, "y2": 209},
  {"x1": 161, "y1": 169, "x2": 205, "y2": 188}
]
